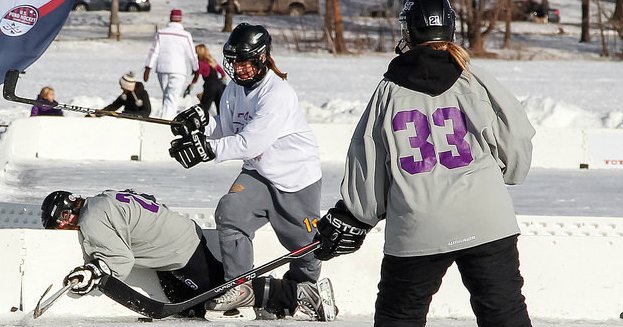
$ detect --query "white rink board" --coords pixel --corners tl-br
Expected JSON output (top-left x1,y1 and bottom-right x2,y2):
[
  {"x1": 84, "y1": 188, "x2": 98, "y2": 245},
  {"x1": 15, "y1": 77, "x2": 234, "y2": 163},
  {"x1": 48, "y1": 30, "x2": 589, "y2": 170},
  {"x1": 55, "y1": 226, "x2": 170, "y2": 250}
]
[
  {"x1": 584, "y1": 129, "x2": 623, "y2": 169},
  {"x1": 3, "y1": 117, "x2": 623, "y2": 168},
  {"x1": 1, "y1": 214, "x2": 623, "y2": 321}
]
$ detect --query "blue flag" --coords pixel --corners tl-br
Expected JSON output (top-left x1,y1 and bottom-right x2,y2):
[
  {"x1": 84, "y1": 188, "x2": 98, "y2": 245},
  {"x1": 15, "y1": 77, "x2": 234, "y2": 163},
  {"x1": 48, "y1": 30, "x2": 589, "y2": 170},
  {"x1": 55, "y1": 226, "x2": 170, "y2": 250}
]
[{"x1": 0, "y1": 0, "x2": 73, "y2": 84}]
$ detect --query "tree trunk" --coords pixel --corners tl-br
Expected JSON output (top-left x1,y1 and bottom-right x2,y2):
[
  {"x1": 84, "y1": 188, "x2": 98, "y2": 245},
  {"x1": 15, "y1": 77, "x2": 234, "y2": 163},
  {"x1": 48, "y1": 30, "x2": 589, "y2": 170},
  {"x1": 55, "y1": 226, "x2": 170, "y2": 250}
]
[
  {"x1": 324, "y1": 0, "x2": 333, "y2": 37},
  {"x1": 613, "y1": 0, "x2": 623, "y2": 22},
  {"x1": 222, "y1": 0, "x2": 235, "y2": 33},
  {"x1": 595, "y1": 0, "x2": 609, "y2": 56},
  {"x1": 332, "y1": 0, "x2": 347, "y2": 54},
  {"x1": 503, "y1": 0, "x2": 512, "y2": 48},
  {"x1": 466, "y1": 0, "x2": 486, "y2": 55},
  {"x1": 470, "y1": 30, "x2": 486, "y2": 55},
  {"x1": 580, "y1": 0, "x2": 591, "y2": 42},
  {"x1": 108, "y1": 0, "x2": 120, "y2": 40}
]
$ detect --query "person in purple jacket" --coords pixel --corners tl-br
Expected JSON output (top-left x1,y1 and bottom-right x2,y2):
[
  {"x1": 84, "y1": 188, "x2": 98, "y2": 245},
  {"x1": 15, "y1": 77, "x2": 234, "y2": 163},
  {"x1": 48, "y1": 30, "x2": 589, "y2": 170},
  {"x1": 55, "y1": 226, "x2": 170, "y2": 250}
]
[{"x1": 30, "y1": 86, "x2": 63, "y2": 117}]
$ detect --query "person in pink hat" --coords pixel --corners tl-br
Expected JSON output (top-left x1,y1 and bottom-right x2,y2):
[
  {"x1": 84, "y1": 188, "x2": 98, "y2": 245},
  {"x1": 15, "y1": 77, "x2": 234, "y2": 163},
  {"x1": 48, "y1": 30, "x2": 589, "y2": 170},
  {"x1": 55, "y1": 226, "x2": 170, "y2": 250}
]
[{"x1": 144, "y1": 9, "x2": 198, "y2": 120}]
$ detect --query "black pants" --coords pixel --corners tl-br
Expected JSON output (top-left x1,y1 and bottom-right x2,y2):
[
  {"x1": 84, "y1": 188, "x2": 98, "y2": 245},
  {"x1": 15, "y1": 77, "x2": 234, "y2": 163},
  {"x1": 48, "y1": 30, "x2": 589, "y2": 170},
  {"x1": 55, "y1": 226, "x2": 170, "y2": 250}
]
[
  {"x1": 157, "y1": 235, "x2": 224, "y2": 317},
  {"x1": 375, "y1": 235, "x2": 531, "y2": 327},
  {"x1": 200, "y1": 75, "x2": 225, "y2": 115}
]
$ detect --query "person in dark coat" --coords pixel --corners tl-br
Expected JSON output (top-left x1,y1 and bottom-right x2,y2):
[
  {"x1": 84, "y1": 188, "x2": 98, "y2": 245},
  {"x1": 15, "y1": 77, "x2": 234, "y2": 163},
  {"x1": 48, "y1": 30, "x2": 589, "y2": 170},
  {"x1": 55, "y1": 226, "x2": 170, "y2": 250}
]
[
  {"x1": 102, "y1": 72, "x2": 151, "y2": 117},
  {"x1": 184, "y1": 44, "x2": 226, "y2": 115},
  {"x1": 30, "y1": 86, "x2": 63, "y2": 117}
]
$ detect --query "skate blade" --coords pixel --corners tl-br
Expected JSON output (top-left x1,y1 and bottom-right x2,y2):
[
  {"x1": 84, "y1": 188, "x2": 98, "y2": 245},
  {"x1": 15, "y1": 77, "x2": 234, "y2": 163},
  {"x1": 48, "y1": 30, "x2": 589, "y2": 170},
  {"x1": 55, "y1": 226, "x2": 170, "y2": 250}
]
[{"x1": 204, "y1": 307, "x2": 256, "y2": 321}]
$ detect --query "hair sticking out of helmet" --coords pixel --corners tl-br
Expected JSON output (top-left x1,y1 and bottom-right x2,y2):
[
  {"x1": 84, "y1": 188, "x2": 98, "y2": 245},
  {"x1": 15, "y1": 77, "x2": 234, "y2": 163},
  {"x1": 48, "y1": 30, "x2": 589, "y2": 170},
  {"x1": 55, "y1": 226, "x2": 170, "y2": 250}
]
[
  {"x1": 222, "y1": 23, "x2": 273, "y2": 87},
  {"x1": 398, "y1": 0, "x2": 456, "y2": 51},
  {"x1": 41, "y1": 191, "x2": 81, "y2": 229}
]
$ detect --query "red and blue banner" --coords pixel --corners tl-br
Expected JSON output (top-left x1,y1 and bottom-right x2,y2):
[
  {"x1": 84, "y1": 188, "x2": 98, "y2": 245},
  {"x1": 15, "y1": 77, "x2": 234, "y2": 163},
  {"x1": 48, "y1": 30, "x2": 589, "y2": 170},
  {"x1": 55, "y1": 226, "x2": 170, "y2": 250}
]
[{"x1": 0, "y1": 0, "x2": 73, "y2": 84}]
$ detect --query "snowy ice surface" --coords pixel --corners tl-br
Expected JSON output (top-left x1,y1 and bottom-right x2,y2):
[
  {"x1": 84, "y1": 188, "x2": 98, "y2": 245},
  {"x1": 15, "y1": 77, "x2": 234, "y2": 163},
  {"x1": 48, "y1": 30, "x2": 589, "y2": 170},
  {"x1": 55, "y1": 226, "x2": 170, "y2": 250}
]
[{"x1": 1, "y1": 0, "x2": 623, "y2": 326}]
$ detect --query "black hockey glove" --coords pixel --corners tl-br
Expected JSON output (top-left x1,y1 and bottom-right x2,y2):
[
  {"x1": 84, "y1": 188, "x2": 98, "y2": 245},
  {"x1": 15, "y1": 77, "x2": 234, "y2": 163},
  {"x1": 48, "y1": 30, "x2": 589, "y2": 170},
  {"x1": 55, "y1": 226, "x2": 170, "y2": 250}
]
[
  {"x1": 63, "y1": 259, "x2": 110, "y2": 295},
  {"x1": 169, "y1": 132, "x2": 215, "y2": 169},
  {"x1": 314, "y1": 200, "x2": 372, "y2": 261},
  {"x1": 171, "y1": 104, "x2": 209, "y2": 136}
]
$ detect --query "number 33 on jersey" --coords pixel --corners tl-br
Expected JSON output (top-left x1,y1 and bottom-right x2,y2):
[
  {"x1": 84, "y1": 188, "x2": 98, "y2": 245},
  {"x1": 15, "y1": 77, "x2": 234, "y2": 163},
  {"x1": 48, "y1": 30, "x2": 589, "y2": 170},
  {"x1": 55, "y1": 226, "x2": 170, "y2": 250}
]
[{"x1": 392, "y1": 106, "x2": 473, "y2": 175}]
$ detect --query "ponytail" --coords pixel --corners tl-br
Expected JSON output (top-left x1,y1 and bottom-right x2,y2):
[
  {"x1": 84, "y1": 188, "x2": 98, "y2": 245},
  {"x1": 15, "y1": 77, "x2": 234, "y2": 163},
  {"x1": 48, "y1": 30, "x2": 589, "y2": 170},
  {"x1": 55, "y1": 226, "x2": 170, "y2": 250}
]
[
  {"x1": 267, "y1": 56, "x2": 287, "y2": 80},
  {"x1": 424, "y1": 42, "x2": 471, "y2": 73}
]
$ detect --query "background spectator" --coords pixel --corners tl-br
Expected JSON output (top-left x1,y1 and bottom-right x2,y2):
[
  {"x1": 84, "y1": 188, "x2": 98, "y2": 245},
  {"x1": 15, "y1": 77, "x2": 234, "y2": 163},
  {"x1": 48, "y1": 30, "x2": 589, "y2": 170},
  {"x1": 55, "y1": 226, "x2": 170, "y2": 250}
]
[
  {"x1": 143, "y1": 9, "x2": 198, "y2": 120},
  {"x1": 185, "y1": 44, "x2": 226, "y2": 115},
  {"x1": 101, "y1": 72, "x2": 151, "y2": 117},
  {"x1": 30, "y1": 86, "x2": 63, "y2": 117}
]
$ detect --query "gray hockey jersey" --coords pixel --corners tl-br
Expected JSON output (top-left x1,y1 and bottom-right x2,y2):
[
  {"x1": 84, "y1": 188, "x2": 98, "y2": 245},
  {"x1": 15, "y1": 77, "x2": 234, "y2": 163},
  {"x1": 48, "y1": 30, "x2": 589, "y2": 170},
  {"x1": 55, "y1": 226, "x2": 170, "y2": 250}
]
[
  {"x1": 78, "y1": 190, "x2": 201, "y2": 280},
  {"x1": 341, "y1": 65, "x2": 535, "y2": 257}
]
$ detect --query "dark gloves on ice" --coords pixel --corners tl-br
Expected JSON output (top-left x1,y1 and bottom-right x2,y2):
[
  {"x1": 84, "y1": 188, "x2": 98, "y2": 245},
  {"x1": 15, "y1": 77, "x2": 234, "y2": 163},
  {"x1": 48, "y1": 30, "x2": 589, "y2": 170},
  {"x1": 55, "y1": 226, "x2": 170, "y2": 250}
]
[
  {"x1": 169, "y1": 132, "x2": 215, "y2": 169},
  {"x1": 314, "y1": 200, "x2": 372, "y2": 261},
  {"x1": 171, "y1": 105, "x2": 209, "y2": 136}
]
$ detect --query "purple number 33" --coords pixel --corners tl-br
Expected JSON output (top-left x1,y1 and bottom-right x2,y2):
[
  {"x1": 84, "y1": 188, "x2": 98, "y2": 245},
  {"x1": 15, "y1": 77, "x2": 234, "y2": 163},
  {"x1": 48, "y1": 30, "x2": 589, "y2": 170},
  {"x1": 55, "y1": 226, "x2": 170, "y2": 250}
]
[{"x1": 392, "y1": 106, "x2": 473, "y2": 174}]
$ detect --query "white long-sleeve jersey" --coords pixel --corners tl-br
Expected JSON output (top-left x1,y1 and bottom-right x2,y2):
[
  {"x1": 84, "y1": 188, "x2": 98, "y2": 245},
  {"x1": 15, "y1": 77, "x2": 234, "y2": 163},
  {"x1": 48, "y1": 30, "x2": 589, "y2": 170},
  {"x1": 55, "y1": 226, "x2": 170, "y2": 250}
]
[
  {"x1": 205, "y1": 70, "x2": 322, "y2": 192},
  {"x1": 144, "y1": 22, "x2": 198, "y2": 75}
]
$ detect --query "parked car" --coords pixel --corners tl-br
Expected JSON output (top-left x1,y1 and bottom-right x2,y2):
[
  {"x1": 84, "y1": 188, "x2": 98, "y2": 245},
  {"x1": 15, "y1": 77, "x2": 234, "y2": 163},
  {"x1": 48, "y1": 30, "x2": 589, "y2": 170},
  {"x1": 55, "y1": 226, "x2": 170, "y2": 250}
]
[
  {"x1": 72, "y1": 0, "x2": 151, "y2": 12},
  {"x1": 484, "y1": 0, "x2": 560, "y2": 24},
  {"x1": 207, "y1": 0, "x2": 319, "y2": 16},
  {"x1": 547, "y1": 8, "x2": 561, "y2": 23}
]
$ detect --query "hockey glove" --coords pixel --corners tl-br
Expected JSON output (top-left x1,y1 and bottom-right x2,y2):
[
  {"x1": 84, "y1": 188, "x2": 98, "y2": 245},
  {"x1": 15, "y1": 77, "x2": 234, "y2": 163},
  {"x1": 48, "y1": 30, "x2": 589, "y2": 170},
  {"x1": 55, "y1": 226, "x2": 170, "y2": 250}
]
[
  {"x1": 314, "y1": 200, "x2": 372, "y2": 261},
  {"x1": 63, "y1": 259, "x2": 110, "y2": 295},
  {"x1": 171, "y1": 104, "x2": 209, "y2": 136},
  {"x1": 169, "y1": 132, "x2": 215, "y2": 169}
]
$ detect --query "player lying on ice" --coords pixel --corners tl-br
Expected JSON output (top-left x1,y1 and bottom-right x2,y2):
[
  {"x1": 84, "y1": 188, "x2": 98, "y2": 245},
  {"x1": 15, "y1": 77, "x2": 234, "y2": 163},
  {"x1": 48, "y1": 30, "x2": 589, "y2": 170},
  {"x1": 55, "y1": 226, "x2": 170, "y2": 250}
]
[{"x1": 41, "y1": 189, "x2": 335, "y2": 321}]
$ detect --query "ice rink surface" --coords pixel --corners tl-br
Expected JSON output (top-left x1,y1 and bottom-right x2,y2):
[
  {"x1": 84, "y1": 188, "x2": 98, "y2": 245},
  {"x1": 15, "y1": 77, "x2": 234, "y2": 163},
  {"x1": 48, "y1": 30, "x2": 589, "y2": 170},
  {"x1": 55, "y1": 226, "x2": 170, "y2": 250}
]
[
  {"x1": 3, "y1": 313, "x2": 623, "y2": 327},
  {"x1": 1, "y1": 160, "x2": 622, "y2": 218}
]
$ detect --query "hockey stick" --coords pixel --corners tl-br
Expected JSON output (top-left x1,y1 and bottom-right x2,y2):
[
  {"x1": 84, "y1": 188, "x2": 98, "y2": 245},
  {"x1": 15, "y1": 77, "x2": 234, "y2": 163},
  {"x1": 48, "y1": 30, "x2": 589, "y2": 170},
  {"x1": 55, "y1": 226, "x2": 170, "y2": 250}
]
[
  {"x1": 33, "y1": 279, "x2": 78, "y2": 319},
  {"x1": 2, "y1": 69, "x2": 181, "y2": 126},
  {"x1": 98, "y1": 240, "x2": 321, "y2": 319}
]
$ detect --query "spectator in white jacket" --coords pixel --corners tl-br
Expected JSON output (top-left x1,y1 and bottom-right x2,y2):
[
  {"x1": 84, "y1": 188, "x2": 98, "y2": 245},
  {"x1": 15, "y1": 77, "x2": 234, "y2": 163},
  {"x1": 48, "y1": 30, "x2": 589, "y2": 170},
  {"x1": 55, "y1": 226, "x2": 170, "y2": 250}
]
[{"x1": 143, "y1": 9, "x2": 198, "y2": 120}]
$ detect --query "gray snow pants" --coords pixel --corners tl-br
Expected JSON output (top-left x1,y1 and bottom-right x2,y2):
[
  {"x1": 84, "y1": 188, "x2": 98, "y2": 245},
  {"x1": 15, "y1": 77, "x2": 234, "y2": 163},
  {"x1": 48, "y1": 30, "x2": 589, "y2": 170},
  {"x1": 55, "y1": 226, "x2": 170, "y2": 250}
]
[{"x1": 215, "y1": 169, "x2": 322, "y2": 283}]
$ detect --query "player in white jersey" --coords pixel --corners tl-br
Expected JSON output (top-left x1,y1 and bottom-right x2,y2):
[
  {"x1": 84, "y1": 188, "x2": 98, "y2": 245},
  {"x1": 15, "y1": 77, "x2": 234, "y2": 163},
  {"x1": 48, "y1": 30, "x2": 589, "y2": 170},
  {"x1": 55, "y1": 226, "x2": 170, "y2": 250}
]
[
  {"x1": 41, "y1": 189, "x2": 224, "y2": 318},
  {"x1": 313, "y1": 1, "x2": 534, "y2": 327},
  {"x1": 167, "y1": 23, "x2": 332, "y2": 321}
]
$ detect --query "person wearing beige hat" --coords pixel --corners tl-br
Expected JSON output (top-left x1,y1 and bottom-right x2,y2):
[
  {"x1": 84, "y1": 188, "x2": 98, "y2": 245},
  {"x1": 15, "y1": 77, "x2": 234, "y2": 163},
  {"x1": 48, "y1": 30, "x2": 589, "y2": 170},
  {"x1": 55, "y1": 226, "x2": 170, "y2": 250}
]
[
  {"x1": 101, "y1": 72, "x2": 151, "y2": 117},
  {"x1": 143, "y1": 9, "x2": 198, "y2": 120}
]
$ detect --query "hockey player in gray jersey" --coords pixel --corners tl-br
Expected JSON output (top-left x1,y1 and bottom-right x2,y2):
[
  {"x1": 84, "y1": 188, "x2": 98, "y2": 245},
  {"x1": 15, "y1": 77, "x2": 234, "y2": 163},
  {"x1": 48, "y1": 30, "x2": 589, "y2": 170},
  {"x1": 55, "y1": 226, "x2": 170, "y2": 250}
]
[
  {"x1": 313, "y1": 1, "x2": 534, "y2": 327},
  {"x1": 41, "y1": 189, "x2": 224, "y2": 318},
  {"x1": 167, "y1": 23, "x2": 334, "y2": 321}
]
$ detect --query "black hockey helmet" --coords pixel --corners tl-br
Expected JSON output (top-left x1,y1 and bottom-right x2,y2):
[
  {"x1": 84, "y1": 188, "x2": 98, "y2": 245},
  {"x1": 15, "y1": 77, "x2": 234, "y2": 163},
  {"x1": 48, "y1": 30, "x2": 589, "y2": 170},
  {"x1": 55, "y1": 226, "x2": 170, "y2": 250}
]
[
  {"x1": 41, "y1": 190, "x2": 81, "y2": 229},
  {"x1": 222, "y1": 23, "x2": 272, "y2": 87},
  {"x1": 399, "y1": 0, "x2": 456, "y2": 46}
]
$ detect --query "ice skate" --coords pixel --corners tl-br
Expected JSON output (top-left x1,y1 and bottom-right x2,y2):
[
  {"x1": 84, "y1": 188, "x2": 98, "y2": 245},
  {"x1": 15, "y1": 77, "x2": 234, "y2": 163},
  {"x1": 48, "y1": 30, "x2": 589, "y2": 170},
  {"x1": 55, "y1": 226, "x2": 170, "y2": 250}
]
[
  {"x1": 295, "y1": 278, "x2": 337, "y2": 321},
  {"x1": 205, "y1": 282, "x2": 254, "y2": 311}
]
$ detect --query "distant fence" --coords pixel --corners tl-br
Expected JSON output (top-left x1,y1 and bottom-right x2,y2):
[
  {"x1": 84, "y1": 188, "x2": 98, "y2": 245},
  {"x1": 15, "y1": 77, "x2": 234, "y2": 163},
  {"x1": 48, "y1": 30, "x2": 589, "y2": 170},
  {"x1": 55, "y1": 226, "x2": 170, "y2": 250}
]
[{"x1": 2, "y1": 117, "x2": 623, "y2": 169}]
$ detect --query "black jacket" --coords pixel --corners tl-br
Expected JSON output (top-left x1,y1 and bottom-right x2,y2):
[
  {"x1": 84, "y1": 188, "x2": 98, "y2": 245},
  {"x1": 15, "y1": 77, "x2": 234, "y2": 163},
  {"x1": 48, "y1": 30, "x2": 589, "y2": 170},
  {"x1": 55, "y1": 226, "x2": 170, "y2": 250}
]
[{"x1": 103, "y1": 82, "x2": 151, "y2": 117}]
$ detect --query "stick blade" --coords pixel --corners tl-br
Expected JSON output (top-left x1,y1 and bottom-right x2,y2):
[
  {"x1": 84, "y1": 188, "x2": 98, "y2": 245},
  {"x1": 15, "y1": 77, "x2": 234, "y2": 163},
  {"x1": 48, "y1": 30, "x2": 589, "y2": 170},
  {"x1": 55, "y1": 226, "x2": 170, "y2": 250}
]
[
  {"x1": 32, "y1": 283, "x2": 71, "y2": 319},
  {"x1": 98, "y1": 274, "x2": 167, "y2": 318},
  {"x1": 2, "y1": 69, "x2": 20, "y2": 101}
]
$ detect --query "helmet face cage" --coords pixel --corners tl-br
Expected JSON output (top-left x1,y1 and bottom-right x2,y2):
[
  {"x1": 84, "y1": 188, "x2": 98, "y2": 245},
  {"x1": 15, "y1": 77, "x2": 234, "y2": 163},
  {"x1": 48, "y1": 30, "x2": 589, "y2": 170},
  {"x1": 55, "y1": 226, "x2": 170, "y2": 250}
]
[
  {"x1": 399, "y1": 0, "x2": 456, "y2": 47},
  {"x1": 41, "y1": 191, "x2": 79, "y2": 229},
  {"x1": 222, "y1": 23, "x2": 272, "y2": 87}
]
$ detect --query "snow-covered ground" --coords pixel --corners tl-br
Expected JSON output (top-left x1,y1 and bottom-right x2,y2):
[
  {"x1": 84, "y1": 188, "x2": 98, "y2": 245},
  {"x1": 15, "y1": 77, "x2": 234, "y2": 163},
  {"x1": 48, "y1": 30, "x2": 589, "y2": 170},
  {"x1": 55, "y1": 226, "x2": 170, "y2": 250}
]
[{"x1": 1, "y1": 0, "x2": 623, "y2": 326}]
